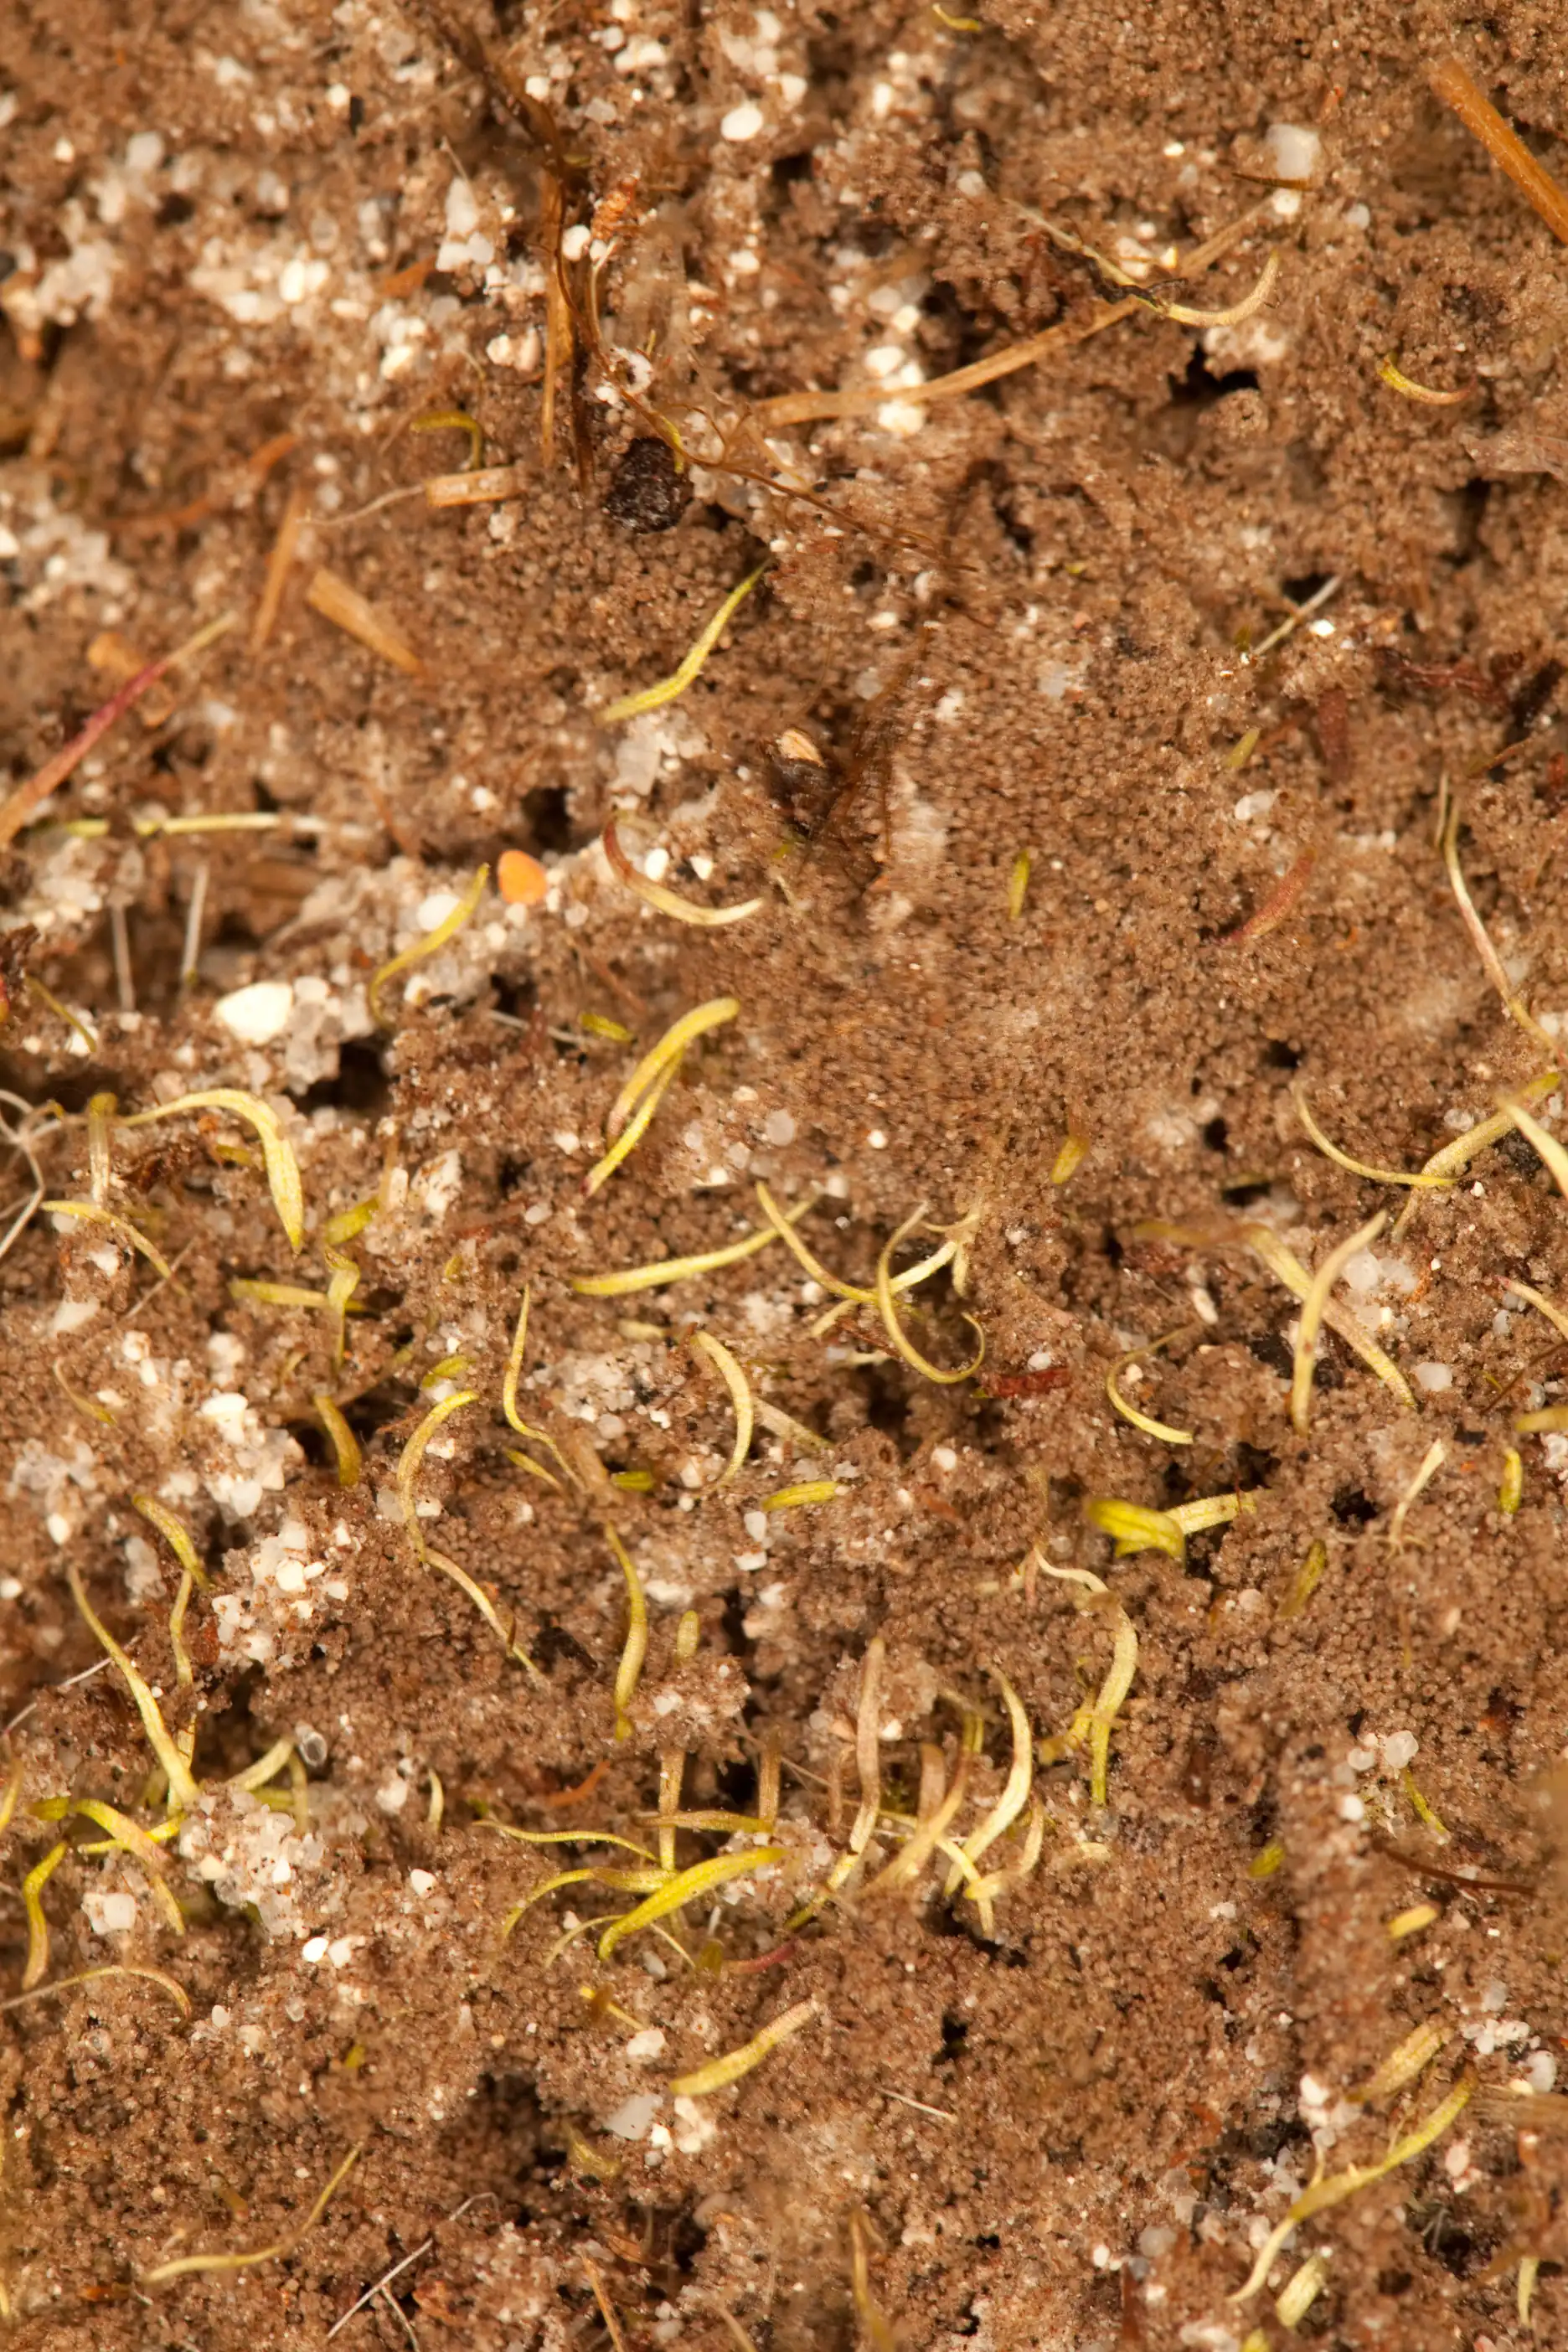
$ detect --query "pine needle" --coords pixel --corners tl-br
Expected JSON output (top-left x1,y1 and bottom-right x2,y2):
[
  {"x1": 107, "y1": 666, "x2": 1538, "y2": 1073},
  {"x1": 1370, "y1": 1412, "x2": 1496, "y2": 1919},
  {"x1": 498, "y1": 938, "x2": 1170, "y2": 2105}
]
[
  {"x1": 397, "y1": 1389, "x2": 478, "y2": 1562},
  {"x1": 1429, "y1": 55, "x2": 1568, "y2": 244},
  {"x1": 602, "y1": 816, "x2": 764, "y2": 926},
  {"x1": 143, "y1": 2145, "x2": 362, "y2": 2284},
  {"x1": 121, "y1": 1090, "x2": 304, "y2": 1252},
  {"x1": 597, "y1": 1847, "x2": 785, "y2": 1959},
  {"x1": 0, "y1": 1962, "x2": 190, "y2": 2017},
  {"x1": 20, "y1": 1842, "x2": 67, "y2": 1989},
  {"x1": 1440, "y1": 796, "x2": 1554, "y2": 1052},
  {"x1": 1230, "y1": 2077, "x2": 1472, "y2": 2303},
  {"x1": 368, "y1": 864, "x2": 488, "y2": 1027},
  {"x1": 571, "y1": 1193, "x2": 818, "y2": 1296},
  {"x1": 606, "y1": 1522, "x2": 648, "y2": 1739},
  {"x1": 1292, "y1": 1210, "x2": 1388, "y2": 1435},
  {"x1": 689, "y1": 1329, "x2": 754, "y2": 1483},
  {"x1": 598, "y1": 566, "x2": 766, "y2": 724},
  {"x1": 65, "y1": 1561, "x2": 200, "y2": 1808},
  {"x1": 669, "y1": 1998, "x2": 819, "y2": 2097}
]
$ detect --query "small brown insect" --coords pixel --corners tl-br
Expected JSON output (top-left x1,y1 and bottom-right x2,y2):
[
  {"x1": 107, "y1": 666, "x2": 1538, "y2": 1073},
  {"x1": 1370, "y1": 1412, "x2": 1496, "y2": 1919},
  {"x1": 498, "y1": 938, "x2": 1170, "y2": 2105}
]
[
  {"x1": 1313, "y1": 686, "x2": 1352, "y2": 784},
  {"x1": 590, "y1": 174, "x2": 642, "y2": 247},
  {"x1": 1374, "y1": 647, "x2": 1510, "y2": 711},
  {"x1": 768, "y1": 726, "x2": 835, "y2": 833},
  {"x1": 980, "y1": 1368, "x2": 1070, "y2": 1399}
]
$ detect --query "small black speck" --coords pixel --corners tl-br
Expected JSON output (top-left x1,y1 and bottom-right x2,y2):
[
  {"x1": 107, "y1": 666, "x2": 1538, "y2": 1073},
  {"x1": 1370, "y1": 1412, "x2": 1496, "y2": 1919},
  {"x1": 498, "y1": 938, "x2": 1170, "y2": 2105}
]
[{"x1": 348, "y1": 94, "x2": 365, "y2": 132}]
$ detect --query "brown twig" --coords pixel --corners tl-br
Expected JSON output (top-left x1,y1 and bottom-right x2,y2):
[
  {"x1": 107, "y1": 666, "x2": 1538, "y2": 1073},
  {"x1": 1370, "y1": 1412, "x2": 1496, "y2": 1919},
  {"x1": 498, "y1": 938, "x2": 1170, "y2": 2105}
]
[
  {"x1": 539, "y1": 171, "x2": 570, "y2": 465},
  {"x1": 112, "y1": 430, "x2": 298, "y2": 539},
  {"x1": 1221, "y1": 848, "x2": 1319, "y2": 945},
  {"x1": 1430, "y1": 56, "x2": 1568, "y2": 243},
  {"x1": 0, "y1": 612, "x2": 237, "y2": 851},
  {"x1": 753, "y1": 202, "x2": 1274, "y2": 429},
  {"x1": 251, "y1": 485, "x2": 309, "y2": 654}
]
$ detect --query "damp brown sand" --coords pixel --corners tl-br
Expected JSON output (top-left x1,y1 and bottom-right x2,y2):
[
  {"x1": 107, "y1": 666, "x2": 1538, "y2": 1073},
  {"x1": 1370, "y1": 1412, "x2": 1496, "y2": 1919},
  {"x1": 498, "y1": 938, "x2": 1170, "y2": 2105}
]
[{"x1": 3, "y1": 3, "x2": 1568, "y2": 2347}]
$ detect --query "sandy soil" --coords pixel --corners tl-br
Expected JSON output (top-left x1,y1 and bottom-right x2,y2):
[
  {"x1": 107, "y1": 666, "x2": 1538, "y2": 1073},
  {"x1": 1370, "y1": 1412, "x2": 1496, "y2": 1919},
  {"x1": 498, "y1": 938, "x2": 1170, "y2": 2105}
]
[{"x1": 4, "y1": 3, "x2": 1568, "y2": 2347}]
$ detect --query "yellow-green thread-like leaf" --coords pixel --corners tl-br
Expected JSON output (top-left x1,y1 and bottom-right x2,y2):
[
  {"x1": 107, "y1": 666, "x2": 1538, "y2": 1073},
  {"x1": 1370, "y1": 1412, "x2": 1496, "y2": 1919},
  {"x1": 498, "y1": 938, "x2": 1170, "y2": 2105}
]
[
  {"x1": 121, "y1": 1091, "x2": 304, "y2": 1252},
  {"x1": 597, "y1": 1847, "x2": 786, "y2": 1960}
]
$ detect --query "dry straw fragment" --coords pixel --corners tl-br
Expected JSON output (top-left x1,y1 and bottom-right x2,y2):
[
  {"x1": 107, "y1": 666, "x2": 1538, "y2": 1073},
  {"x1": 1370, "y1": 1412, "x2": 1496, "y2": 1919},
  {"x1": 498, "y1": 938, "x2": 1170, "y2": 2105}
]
[
  {"x1": 425, "y1": 462, "x2": 527, "y2": 506},
  {"x1": 0, "y1": 611, "x2": 237, "y2": 851},
  {"x1": 306, "y1": 565, "x2": 423, "y2": 675}
]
